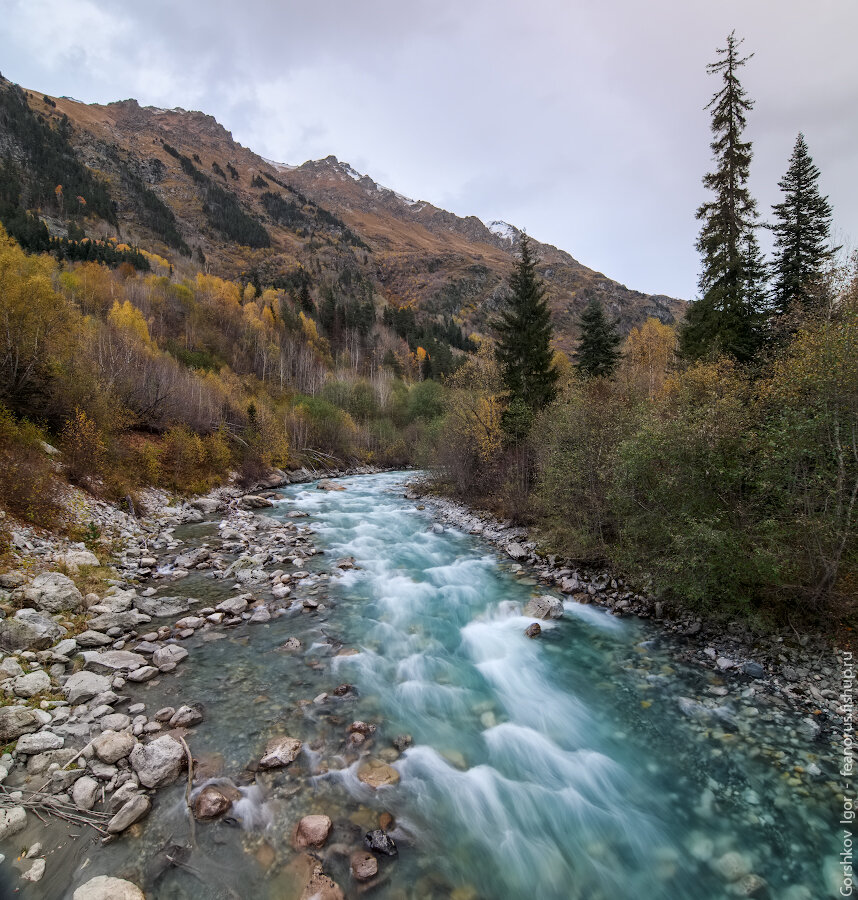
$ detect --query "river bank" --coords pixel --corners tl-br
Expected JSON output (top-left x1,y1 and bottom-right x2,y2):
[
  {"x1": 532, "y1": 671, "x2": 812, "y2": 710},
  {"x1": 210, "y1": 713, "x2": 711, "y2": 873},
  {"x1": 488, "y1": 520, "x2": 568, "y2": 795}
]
[{"x1": 0, "y1": 469, "x2": 841, "y2": 898}]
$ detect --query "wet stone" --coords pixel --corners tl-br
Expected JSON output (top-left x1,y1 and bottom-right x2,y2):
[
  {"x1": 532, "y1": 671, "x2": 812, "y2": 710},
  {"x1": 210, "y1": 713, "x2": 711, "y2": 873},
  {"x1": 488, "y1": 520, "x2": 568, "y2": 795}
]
[{"x1": 364, "y1": 828, "x2": 398, "y2": 857}]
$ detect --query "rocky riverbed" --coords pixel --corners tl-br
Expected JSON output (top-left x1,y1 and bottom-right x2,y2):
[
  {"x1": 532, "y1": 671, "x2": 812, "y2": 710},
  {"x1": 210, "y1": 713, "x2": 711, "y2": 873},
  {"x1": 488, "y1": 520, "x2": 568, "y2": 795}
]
[{"x1": 0, "y1": 469, "x2": 843, "y2": 898}]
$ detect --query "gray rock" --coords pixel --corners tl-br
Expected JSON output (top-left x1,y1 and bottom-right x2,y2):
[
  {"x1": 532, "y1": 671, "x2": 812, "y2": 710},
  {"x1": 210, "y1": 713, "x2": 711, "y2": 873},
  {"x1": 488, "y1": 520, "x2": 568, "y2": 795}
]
[
  {"x1": 126, "y1": 666, "x2": 158, "y2": 683},
  {"x1": 523, "y1": 595, "x2": 564, "y2": 620},
  {"x1": 129, "y1": 734, "x2": 186, "y2": 787},
  {"x1": 71, "y1": 775, "x2": 100, "y2": 810},
  {"x1": 0, "y1": 656, "x2": 24, "y2": 678},
  {"x1": 259, "y1": 735, "x2": 302, "y2": 769},
  {"x1": 22, "y1": 858, "x2": 46, "y2": 882},
  {"x1": 64, "y1": 671, "x2": 111, "y2": 704},
  {"x1": 75, "y1": 630, "x2": 113, "y2": 648},
  {"x1": 16, "y1": 731, "x2": 64, "y2": 754},
  {"x1": 216, "y1": 596, "x2": 249, "y2": 615},
  {"x1": 100, "y1": 713, "x2": 131, "y2": 731},
  {"x1": 58, "y1": 549, "x2": 100, "y2": 574},
  {"x1": 0, "y1": 609, "x2": 65, "y2": 651},
  {"x1": 52, "y1": 638, "x2": 78, "y2": 656},
  {"x1": 22, "y1": 572, "x2": 83, "y2": 612},
  {"x1": 249, "y1": 606, "x2": 271, "y2": 623},
  {"x1": 13, "y1": 669, "x2": 52, "y2": 697},
  {"x1": 26, "y1": 748, "x2": 76, "y2": 775},
  {"x1": 0, "y1": 807, "x2": 27, "y2": 839},
  {"x1": 168, "y1": 705, "x2": 203, "y2": 728},
  {"x1": 106, "y1": 794, "x2": 150, "y2": 834},
  {"x1": 152, "y1": 644, "x2": 188, "y2": 668},
  {"x1": 82, "y1": 650, "x2": 147, "y2": 673},
  {"x1": 87, "y1": 610, "x2": 151, "y2": 632},
  {"x1": 93, "y1": 730, "x2": 136, "y2": 764},
  {"x1": 174, "y1": 548, "x2": 210, "y2": 569},
  {"x1": 133, "y1": 595, "x2": 190, "y2": 618},
  {"x1": 72, "y1": 875, "x2": 146, "y2": 900},
  {"x1": 0, "y1": 706, "x2": 43, "y2": 742},
  {"x1": 240, "y1": 495, "x2": 275, "y2": 509},
  {"x1": 742, "y1": 661, "x2": 765, "y2": 679}
]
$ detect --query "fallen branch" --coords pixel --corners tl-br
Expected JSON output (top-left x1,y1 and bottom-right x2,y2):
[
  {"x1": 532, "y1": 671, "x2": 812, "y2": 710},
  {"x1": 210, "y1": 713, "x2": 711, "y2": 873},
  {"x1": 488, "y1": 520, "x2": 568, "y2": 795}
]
[
  {"x1": 178, "y1": 735, "x2": 196, "y2": 848},
  {"x1": 0, "y1": 784, "x2": 111, "y2": 835}
]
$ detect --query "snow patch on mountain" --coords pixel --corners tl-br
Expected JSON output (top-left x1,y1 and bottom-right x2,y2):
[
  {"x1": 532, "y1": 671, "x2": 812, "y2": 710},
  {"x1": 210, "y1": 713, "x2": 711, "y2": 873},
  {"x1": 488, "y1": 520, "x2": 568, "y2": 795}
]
[{"x1": 486, "y1": 220, "x2": 517, "y2": 242}]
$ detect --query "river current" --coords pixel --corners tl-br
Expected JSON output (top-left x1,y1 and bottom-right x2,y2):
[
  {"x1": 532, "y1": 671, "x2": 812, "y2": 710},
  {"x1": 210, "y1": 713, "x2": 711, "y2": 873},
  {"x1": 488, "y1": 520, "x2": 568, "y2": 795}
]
[{"x1": 7, "y1": 472, "x2": 838, "y2": 898}]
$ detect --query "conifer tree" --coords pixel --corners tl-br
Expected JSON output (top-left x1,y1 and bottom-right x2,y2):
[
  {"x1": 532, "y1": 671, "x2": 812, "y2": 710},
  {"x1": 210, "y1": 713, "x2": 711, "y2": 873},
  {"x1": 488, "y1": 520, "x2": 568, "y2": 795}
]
[
  {"x1": 770, "y1": 132, "x2": 835, "y2": 317},
  {"x1": 680, "y1": 32, "x2": 765, "y2": 364},
  {"x1": 574, "y1": 299, "x2": 622, "y2": 378},
  {"x1": 494, "y1": 233, "x2": 558, "y2": 411}
]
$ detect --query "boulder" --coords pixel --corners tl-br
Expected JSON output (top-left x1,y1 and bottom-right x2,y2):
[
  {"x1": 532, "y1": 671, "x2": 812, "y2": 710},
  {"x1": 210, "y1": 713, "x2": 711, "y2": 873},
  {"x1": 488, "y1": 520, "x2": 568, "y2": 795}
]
[
  {"x1": 26, "y1": 748, "x2": 76, "y2": 775},
  {"x1": 12, "y1": 669, "x2": 52, "y2": 697},
  {"x1": 59, "y1": 549, "x2": 100, "y2": 574},
  {"x1": 216, "y1": 596, "x2": 249, "y2": 616},
  {"x1": 72, "y1": 876, "x2": 145, "y2": 900},
  {"x1": 249, "y1": 606, "x2": 271, "y2": 624},
  {"x1": 133, "y1": 594, "x2": 190, "y2": 618},
  {"x1": 64, "y1": 671, "x2": 111, "y2": 704},
  {"x1": 0, "y1": 609, "x2": 65, "y2": 651},
  {"x1": 0, "y1": 706, "x2": 43, "y2": 742},
  {"x1": 357, "y1": 758, "x2": 400, "y2": 788},
  {"x1": 71, "y1": 775, "x2": 100, "y2": 810},
  {"x1": 258, "y1": 735, "x2": 302, "y2": 769},
  {"x1": 190, "y1": 497, "x2": 220, "y2": 514},
  {"x1": 350, "y1": 851, "x2": 379, "y2": 882},
  {"x1": 107, "y1": 794, "x2": 151, "y2": 834},
  {"x1": 75, "y1": 630, "x2": 113, "y2": 648},
  {"x1": 100, "y1": 713, "x2": 132, "y2": 731},
  {"x1": 0, "y1": 807, "x2": 27, "y2": 840},
  {"x1": 126, "y1": 665, "x2": 159, "y2": 683},
  {"x1": 364, "y1": 828, "x2": 398, "y2": 857},
  {"x1": 506, "y1": 542, "x2": 527, "y2": 560},
  {"x1": 169, "y1": 705, "x2": 203, "y2": 728},
  {"x1": 16, "y1": 731, "x2": 64, "y2": 754},
  {"x1": 129, "y1": 734, "x2": 186, "y2": 788},
  {"x1": 87, "y1": 610, "x2": 151, "y2": 632},
  {"x1": 152, "y1": 644, "x2": 188, "y2": 668},
  {"x1": 174, "y1": 548, "x2": 210, "y2": 569},
  {"x1": 93, "y1": 730, "x2": 136, "y2": 764},
  {"x1": 523, "y1": 595, "x2": 563, "y2": 620},
  {"x1": 239, "y1": 495, "x2": 274, "y2": 509},
  {"x1": 293, "y1": 814, "x2": 332, "y2": 849},
  {"x1": 22, "y1": 572, "x2": 83, "y2": 612},
  {"x1": 82, "y1": 650, "x2": 147, "y2": 673},
  {"x1": 193, "y1": 785, "x2": 232, "y2": 819},
  {"x1": 0, "y1": 656, "x2": 24, "y2": 678},
  {"x1": 316, "y1": 479, "x2": 345, "y2": 492}
]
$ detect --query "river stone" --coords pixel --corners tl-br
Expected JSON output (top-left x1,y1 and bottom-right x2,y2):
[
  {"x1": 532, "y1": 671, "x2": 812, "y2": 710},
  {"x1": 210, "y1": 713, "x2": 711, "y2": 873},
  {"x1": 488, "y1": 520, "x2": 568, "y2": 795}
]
[
  {"x1": 16, "y1": 731, "x2": 64, "y2": 754},
  {"x1": 129, "y1": 734, "x2": 185, "y2": 787},
  {"x1": 291, "y1": 856, "x2": 344, "y2": 900},
  {"x1": 249, "y1": 606, "x2": 271, "y2": 623},
  {"x1": 72, "y1": 875, "x2": 145, "y2": 900},
  {"x1": 107, "y1": 794, "x2": 151, "y2": 834},
  {"x1": 88, "y1": 592, "x2": 133, "y2": 614},
  {"x1": 293, "y1": 814, "x2": 333, "y2": 849},
  {"x1": 26, "y1": 747, "x2": 76, "y2": 774},
  {"x1": 13, "y1": 669, "x2": 52, "y2": 697},
  {"x1": 525, "y1": 623, "x2": 542, "y2": 638},
  {"x1": 169, "y1": 705, "x2": 203, "y2": 728},
  {"x1": 0, "y1": 807, "x2": 27, "y2": 840},
  {"x1": 0, "y1": 609, "x2": 65, "y2": 651},
  {"x1": 71, "y1": 775, "x2": 100, "y2": 810},
  {"x1": 64, "y1": 671, "x2": 111, "y2": 704},
  {"x1": 82, "y1": 650, "x2": 147, "y2": 673},
  {"x1": 152, "y1": 644, "x2": 189, "y2": 668},
  {"x1": 75, "y1": 630, "x2": 113, "y2": 648},
  {"x1": 22, "y1": 572, "x2": 83, "y2": 612},
  {"x1": 316, "y1": 479, "x2": 345, "y2": 492},
  {"x1": 193, "y1": 785, "x2": 232, "y2": 819},
  {"x1": 0, "y1": 656, "x2": 24, "y2": 677},
  {"x1": 506, "y1": 542, "x2": 527, "y2": 560},
  {"x1": 742, "y1": 661, "x2": 765, "y2": 679},
  {"x1": 191, "y1": 497, "x2": 220, "y2": 514},
  {"x1": 523, "y1": 595, "x2": 563, "y2": 620},
  {"x1": 87, "y1": 610, "x2": 151, "y2": 632},
  {"x1": 175, "y1": 615, "x2": 205, "y2": 630},
  {"x1": 174, "y1": 548, "x2": 211, "y2": 569},
  {"x1": 357, "y1": 758, "x2": 400, "y2": 788},
  {"x1": 711, "y1": 851, "x2": 752, "y2": 882},
  {"x1": 217, "y1": 596, "x2": 249, "y2": 615},
  {"x1": 364, "y1": 828, "x2": 398, "y2": 856},
  {"x1": 132, "y1": 594, "x2": 189, "y2": 618},
  {"x1": 240, "y1": 494, "x2": 275, "y2": 509},
  {"x1": 100, "y1": 713, "x2": 131, "y2": 731},
  {"x1": 0, "y1": 706, "x2": 42, "y2": 742},
  {"x1": 22, "y1": 858, "x2": 46, "y2": 882},
  {"x1": 126, "y1": 665, "x2": 159, "y2": 682},
  {"x1": 259, "y1": 735, "x2": 302, "y2": 769},
  {"x1": 93, "y1": 730, "x2": 136, "y2": 764},
  {"x1": 350, "y1": 851, "x2": 378, "y2": 882}
]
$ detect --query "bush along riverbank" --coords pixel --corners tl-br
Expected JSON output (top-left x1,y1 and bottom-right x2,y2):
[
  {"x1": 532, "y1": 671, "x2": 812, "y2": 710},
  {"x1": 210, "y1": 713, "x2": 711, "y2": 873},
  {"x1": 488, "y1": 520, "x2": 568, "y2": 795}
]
[{"x1": 410, "y1": 481, "x2": 843, "y2": 734}]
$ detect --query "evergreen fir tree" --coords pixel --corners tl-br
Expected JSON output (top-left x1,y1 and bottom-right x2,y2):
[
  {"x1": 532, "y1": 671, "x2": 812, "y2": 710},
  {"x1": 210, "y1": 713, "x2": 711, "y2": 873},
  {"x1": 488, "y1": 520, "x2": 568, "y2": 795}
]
[
  {"x1": 770, "y1": 132, "x2": 835, "y2": 317},
  {"x1": 680, "y1": 32, "x2": 765, "y2": 364},
  {"x1": 494, "y1": 233, "x2": 558, "y2": 410},
  {"x1": 574, "y1": 299, "x2": 622, "y2": 378}
]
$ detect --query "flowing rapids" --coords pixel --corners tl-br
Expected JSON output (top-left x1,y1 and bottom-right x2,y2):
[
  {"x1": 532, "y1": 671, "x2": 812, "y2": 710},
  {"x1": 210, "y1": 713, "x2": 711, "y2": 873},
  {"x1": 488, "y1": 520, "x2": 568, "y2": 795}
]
[{"x1": 7, "y1": 472, "x2": 837, "y2": 898}]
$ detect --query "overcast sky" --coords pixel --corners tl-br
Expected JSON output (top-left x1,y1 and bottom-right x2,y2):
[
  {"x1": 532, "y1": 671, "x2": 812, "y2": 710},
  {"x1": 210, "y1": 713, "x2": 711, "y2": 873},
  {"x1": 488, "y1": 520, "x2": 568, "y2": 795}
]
[{"x1": 2, "y1": 0, "x2": 856, "y2": 298}]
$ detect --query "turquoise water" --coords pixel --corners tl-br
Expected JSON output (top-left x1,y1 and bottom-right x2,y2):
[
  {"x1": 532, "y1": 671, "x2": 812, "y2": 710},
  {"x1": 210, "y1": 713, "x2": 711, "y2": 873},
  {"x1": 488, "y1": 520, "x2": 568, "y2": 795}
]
[{"x1": 8, "y1": 472, "x2": 837, "y2": 898}]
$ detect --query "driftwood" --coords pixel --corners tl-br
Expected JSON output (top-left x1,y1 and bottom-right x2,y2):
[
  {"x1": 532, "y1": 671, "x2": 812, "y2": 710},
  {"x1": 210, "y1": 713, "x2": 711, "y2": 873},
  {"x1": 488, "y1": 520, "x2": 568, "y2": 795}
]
[
  {"x1": 0, "y1": 784, "x2": 111, "y2": 835},
  {"x1": 178, "y1": 735, "x2": 196, "y2": 848}
]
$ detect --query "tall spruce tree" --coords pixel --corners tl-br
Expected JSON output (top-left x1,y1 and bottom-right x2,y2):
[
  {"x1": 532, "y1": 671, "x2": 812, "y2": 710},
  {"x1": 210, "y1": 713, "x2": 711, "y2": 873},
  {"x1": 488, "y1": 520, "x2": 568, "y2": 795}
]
[
  {"x1": 574, "y1": 299, "x2": 622, "y2": 378},
  {"x1": 494, "y1": 233, "x2": 558, "y2": 411},
  {"x1": 770, "y1": 132, "x2": 835, "y2": 317},
  {"x1": 680, "y1": 32, "x2": 765, "y2": 364}
]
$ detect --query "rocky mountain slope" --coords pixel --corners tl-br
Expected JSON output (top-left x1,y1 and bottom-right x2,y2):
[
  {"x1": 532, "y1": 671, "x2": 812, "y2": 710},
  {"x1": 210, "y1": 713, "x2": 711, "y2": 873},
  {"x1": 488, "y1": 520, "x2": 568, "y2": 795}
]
[{"x1": 1, "y1": 79, "x2": 684, "y2": 349}]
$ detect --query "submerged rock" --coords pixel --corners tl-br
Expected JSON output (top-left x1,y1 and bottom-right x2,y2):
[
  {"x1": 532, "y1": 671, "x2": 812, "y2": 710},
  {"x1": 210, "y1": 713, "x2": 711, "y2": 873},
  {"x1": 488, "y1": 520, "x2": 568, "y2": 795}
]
[
  {"x1": 524, "y1": 623, "x2": 542, "y2": 638},
  {"x1": 350, "y1": 851, "x2": 379, "y2": 882},
  {"x1": 193, "y1": 785, "x2": 232, "y2": 820},
  {"x1": 293, "y1": 814, "x2": 333, "y2": 849},
  {"x1": 364, "y1": 828, "x2": 398, "y2": 857},
  {"x1": 357, "y1": 758, "x2": 400, "y2": 788},
  {"x1": 259, "y1": 735, "x2": 302, "y2": 769}
]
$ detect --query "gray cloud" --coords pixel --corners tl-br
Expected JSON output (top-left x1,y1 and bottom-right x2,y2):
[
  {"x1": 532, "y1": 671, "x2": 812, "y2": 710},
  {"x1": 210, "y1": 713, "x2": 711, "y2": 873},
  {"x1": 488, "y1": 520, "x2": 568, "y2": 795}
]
[{"x1": 1, "y1": 0, "x2": 856, "y2": 298}]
